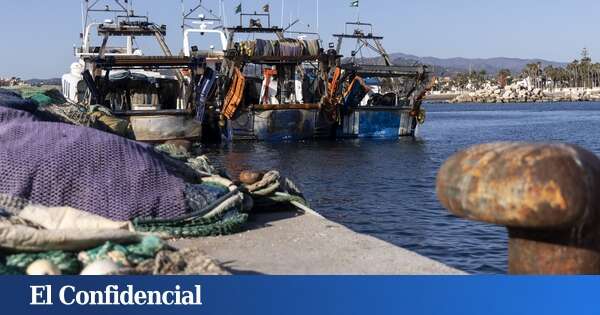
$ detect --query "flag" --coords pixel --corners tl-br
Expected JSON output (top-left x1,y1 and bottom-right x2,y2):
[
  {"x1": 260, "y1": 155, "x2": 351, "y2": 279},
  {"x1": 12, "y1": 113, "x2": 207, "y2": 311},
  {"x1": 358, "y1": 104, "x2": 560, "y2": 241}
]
[
  {"x1": 350, "y1": 0, "x2": 359, "y2": 7},
  {"x1": 235, "y1": 3, "x2": 242, "y2": 14},
  {"x1": 262, "y1": 4, "x2": 270, "y2": 12}
]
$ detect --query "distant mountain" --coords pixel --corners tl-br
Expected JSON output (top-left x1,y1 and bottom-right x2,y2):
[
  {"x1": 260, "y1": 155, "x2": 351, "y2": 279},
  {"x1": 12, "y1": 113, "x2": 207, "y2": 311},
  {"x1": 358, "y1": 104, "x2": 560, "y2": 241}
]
[
  {"x1": 25, "y1": 78, "x2": 61, "y2": 86},
  {"x1": 388, "y1": 53, "x2": 567, "y2": 77}
]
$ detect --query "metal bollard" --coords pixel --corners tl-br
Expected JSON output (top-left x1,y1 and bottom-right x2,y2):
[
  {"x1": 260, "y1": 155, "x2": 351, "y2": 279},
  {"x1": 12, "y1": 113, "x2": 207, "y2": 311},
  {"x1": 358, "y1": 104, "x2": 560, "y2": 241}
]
[{"x1": 436, "y1": 142, "x2": 600, "y2": 274}]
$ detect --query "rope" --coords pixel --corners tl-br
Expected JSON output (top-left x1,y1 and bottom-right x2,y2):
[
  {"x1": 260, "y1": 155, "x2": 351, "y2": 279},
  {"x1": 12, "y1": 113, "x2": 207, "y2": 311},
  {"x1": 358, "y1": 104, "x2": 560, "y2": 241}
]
[
  {"x1": 155, "y1": 143, "x2": 192, "y2": 161},
  {"x1": 133, "y1": 188, "x2": 241, "y2": 225}
]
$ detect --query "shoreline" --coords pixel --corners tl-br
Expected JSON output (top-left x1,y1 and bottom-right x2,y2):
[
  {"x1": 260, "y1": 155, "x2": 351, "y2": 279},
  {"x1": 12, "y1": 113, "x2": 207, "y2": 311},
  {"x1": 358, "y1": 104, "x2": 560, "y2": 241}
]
[
  {"x1": 427, "y1": 86, "x2": 600, "y2": 104},
  {"x1": 424, "y1": 99, "x2": 600, "y2": 105}
]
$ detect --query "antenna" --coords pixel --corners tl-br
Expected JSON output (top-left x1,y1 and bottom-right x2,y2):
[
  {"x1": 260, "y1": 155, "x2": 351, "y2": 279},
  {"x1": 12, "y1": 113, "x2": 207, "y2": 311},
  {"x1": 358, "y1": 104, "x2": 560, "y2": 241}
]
[
  {"x1": 316, "y1": 0, "x2": 319, "y2": 33},
  {"x1": 281, "y1": 0, "x2": 284, "y2": 27}
]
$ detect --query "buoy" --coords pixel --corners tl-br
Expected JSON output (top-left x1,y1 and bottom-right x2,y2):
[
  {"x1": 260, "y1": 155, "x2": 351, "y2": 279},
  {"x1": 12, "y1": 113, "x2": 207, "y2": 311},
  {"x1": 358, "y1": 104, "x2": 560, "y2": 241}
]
[
  {"x1": 26, "y1": 260, "x2": 61, "y2": 276},
  {"x1": 239, "y1": 170, "x2": 264, "y2": 185},
  {"x1": 80, "y1": 260, "x2": 121, "y2": 275}
]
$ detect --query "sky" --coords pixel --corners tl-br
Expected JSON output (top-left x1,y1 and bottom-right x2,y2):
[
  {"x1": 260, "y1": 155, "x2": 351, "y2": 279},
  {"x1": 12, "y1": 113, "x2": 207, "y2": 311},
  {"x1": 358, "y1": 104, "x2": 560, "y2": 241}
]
[{"x1": 1, "y1": 0, "x2": 599, "y2": 78}]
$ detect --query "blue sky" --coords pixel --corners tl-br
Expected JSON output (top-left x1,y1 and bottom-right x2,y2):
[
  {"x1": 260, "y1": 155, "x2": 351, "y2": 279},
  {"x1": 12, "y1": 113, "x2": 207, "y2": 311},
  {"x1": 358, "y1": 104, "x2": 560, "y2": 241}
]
[{"x1": 1, "y1": 0, "x2": 599, "y2": 78}]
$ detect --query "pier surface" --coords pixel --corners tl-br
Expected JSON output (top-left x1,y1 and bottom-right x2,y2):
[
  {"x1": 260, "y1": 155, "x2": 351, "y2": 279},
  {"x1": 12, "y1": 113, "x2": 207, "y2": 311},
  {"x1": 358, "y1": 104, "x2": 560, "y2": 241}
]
[{"x1": 172, "y1": 212, "x2": 465, "y2": 275}]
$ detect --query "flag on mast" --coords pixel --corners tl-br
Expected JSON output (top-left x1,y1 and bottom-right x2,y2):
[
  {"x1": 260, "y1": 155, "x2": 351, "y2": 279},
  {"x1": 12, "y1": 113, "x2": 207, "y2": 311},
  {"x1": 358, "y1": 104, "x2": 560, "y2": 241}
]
[
  {"x1": 235, "y1": 3, "x2": 242, "y2": 14},
  {"x1": 350, "y1": 0, "x2": 359, "y2": 7}
]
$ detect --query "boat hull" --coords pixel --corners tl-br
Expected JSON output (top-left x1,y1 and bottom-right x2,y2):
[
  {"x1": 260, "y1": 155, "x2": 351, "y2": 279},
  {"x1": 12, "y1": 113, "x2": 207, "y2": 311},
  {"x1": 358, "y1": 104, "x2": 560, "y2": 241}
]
[
  {"x1": 339, "y1": 107, "x2": 416, "y2": 139},
  {"x1": 127, "y1": 114, "x2": 202, "y2": 142},
  {"x1": 226, "y1": 109, "x2": 331, "y2": 141}
]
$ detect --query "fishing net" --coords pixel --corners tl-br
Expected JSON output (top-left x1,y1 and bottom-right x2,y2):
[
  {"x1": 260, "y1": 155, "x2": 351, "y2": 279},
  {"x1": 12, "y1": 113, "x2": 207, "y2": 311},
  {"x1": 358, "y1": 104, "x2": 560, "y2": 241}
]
[
  {"x1": 111, "y1": 248, "x2": 230, "y2": 275},
  {"x1": 0, "y1": 106, "x2": 38, "y2": 124},
  {"x1": 0, "y1": 236, "x2": 232, "y2": 275},
  {"x1": 0, "y1": 89, "x2": 38, "y2": 113},
  {"x1": 133, "y1": 212, "x2": 249, "y2": 238},
  {"x1": 0, "y1": 90, "x2": 252, "y2": 275},
  {"x1": 6, "y1": 251, "x2": 81, "y2": 275},
  {"x1": 4, "y1": 86, "x2": 66, "y2": 107},
  {"x1": 27, "y1": 89, "x2": 66, "y2": 106},
  {"x1": 0, "y1": 106, "x2": 189, "y2": 221},
  {"x1": 77, "y1": 236, "x2": 165, "y2": 267},
  {"x1": 0, "y1": 90, "x2": 249, "y2": 226}
]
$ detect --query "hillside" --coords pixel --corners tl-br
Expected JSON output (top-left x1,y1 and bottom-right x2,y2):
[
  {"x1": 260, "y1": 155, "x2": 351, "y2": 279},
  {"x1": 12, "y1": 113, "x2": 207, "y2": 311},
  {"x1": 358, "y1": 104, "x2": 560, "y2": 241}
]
[{"x1": 389, "y1": 53, "x2": 567, "y2": 76}]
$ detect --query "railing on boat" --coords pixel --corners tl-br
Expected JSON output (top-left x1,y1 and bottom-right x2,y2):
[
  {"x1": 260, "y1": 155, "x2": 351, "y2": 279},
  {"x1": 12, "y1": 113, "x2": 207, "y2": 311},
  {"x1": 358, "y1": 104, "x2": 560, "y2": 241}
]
[
  {"x1": 341, "y1": 64, "x2": 429, "y2": 78},
  {"x1": 249, "y1": 103, "x2": 321, "y2": 111}
]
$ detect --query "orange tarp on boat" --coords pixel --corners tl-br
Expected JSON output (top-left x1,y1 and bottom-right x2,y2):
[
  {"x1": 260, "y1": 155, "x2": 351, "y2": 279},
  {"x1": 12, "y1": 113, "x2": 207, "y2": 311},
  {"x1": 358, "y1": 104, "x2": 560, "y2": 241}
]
[{"x1": 222, "y1": 68, "x2": 246, "y2": 119}]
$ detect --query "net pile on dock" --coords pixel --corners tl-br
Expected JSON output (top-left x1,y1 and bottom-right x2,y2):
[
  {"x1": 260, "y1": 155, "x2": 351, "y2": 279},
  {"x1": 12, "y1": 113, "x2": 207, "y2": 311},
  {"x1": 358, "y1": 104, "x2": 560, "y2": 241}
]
[
  {"x1": 0, "y1": 88, "x2": 38, "y2": 113},
  {"x1": 3, "y1": 87, "x2": 131, "y2": 137},
  {"x1": 0, "y1": 88, "x2": 315, "y2": 275},
  {"x1": 0, "y1": 89, "x2": 246, "y2": 275},
  {"x1": 9, "y1": 86, "x2": 66, "y2": 106},
  {"x1": 0, "y1": 107, "x2": 190, "y2": 221},
  {"x1": 0, "y1": 88, "x2": 249, "y2": 230}
]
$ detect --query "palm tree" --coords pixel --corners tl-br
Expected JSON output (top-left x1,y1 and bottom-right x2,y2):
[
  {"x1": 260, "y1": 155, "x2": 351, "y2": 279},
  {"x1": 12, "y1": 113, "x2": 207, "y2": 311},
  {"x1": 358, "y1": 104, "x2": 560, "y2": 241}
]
[
  {"x1": 522, "y1": 62, "x2": 543, "y2": 88},
  {"x1": 567, "y1": 60, "x2": 580, "y2": 87},
  {"x1": 497, "y1": 69, "x2": 511, "y2": 87},
  {"x1": 543, "y1": 66, "x2": 556, "y2": 90}
]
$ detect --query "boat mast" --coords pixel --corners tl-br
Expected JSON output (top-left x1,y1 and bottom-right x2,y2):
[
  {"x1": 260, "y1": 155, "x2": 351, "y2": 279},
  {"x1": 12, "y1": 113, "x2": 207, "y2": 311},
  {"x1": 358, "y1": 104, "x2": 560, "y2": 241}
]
[
  {"x1": 182, "y1": 0, "x2": 224, "y2": 30},
  {"x1": 83, "y1": 0, "x2": 130, "y2": 29},
  {"x1": 334, "y1": 22, "x2": 392, "y2": 66},
  {"x1": 81, "y1": 0, "x2": 131, "y2": 53}
]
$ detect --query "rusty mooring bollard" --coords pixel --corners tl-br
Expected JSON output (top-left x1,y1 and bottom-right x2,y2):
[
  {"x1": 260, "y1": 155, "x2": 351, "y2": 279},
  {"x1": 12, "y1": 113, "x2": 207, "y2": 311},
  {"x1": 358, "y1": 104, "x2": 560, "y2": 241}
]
[{"x1": 436, "y1": 142, "x2": 600, "y2": 274}]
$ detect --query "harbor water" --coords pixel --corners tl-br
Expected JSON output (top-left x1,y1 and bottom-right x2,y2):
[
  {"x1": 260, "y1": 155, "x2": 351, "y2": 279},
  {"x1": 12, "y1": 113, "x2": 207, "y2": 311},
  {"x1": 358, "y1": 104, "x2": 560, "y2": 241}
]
[{"x1": 205, "y1": 102, "x2": 600, "y2": 274}]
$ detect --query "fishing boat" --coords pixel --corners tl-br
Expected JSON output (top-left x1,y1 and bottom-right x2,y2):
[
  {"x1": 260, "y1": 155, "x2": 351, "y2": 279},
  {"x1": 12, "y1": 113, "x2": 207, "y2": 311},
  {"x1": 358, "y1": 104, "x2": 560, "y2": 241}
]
[
  {"x1": 180, "y1": 1, "x2": 229, "y2": 142},
  {"x1": 217, "y1": 11, "x2": 340, "y2": 141},
  {"x1": 62, "y1": 0, "x2": 208, "y2": 142},
  {"x1": 333, "y1": 22, "x2": 430, "y2": 138}
]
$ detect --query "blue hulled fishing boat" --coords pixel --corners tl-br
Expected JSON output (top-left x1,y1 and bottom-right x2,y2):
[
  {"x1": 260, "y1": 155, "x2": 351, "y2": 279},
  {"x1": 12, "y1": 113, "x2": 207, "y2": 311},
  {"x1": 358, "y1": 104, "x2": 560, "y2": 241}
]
[{"x1": 333, "y1": 22, "x2": 430, "y2": 139}]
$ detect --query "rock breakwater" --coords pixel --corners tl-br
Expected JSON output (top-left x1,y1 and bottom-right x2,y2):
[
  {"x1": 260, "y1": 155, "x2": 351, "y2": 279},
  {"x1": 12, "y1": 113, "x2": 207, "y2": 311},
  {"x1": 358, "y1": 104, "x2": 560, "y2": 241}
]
[{"x1": 448, "y1": 85, "x2": 600, "y2": 103}]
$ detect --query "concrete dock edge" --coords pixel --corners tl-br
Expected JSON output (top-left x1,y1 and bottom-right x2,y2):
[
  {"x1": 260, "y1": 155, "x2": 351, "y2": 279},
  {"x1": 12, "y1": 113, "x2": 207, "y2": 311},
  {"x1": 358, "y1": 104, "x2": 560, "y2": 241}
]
[{"x1": 172, "y1": 211, "x2": 466, "y2": 275}]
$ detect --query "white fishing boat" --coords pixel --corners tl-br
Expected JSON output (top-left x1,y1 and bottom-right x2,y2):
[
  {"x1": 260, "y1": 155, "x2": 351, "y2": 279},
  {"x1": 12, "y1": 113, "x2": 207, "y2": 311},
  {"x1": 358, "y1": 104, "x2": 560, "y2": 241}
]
[
  {"x1": 180, "y1": 1, "x2": 229, "y2": 142},
  {"x1": 61, "y1": 0, "x2": 211, "y2": 142}
]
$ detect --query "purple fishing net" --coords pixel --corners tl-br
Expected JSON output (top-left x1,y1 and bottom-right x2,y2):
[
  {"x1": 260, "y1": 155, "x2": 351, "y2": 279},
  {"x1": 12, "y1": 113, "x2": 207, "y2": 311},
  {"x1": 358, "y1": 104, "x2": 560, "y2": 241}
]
[
  {"x1": 0, "y1": 89, "x2": 38, "y2": 123},
  {"x1": 0, "y1": 101, "x2": 189, "y2": 221}
]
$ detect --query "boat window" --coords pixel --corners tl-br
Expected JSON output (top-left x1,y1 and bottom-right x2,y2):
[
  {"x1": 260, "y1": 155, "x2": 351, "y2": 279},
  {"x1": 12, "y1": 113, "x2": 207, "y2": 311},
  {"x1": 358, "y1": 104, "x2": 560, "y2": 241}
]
[{"x1": 186, "y1": 32, "x2": 226, "y2": 53}]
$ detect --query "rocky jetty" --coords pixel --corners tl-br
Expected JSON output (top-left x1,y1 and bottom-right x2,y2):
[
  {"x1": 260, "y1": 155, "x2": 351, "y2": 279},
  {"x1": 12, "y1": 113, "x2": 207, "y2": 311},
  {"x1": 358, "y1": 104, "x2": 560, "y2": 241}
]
[{"x1": 449, "y1": 84, "x2": 600, "y2": 103}]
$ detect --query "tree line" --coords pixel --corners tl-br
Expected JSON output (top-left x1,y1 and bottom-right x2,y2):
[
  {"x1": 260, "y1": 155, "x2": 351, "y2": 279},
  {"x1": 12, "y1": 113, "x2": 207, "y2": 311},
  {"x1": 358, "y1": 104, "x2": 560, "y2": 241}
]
[{"x1": 436, "y1": 49, "x2": 600, "y2": 91}]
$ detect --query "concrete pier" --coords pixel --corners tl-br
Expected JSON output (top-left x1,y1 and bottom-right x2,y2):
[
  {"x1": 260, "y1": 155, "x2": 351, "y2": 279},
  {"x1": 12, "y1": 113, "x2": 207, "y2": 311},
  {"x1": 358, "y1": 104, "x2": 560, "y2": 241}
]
[{"x1": 172, "y1": 211, "x2": 465, "y2": 275}]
